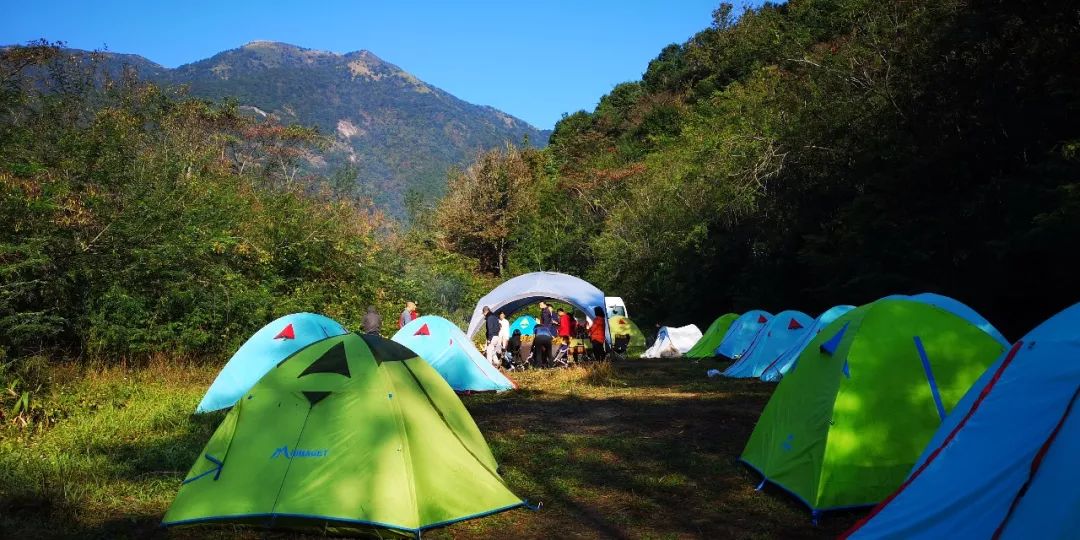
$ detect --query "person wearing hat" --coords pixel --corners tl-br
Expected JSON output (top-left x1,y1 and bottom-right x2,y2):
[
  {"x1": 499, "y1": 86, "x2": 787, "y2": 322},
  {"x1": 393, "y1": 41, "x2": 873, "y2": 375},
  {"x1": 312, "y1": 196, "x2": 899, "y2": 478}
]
[{"x1": 399, "y1": 301, "x2": 418, "y2": 328}]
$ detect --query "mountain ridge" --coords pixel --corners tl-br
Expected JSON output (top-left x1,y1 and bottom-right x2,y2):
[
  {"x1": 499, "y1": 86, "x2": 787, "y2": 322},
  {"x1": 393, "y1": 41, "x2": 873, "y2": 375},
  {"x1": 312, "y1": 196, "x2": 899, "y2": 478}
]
[{"x1": 54, "y1": 41, "x2": 550, "y2": 213}]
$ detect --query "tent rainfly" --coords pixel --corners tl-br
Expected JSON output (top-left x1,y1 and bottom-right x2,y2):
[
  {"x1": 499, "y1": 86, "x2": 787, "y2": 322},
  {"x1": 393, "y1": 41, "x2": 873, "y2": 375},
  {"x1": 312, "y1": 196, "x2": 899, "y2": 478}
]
[
  {"x1": 844, "y1": 302, "x2": 1080, "y2": 539},
  {"x1": 392, "y1": 315, "x2": 515, "y2": 392},
  {"x1": 740, "y1": 299, "x2": 1006, "y2": 513},
  {"x1": 642, "y1": 325, "x2": 703, "y2": 358},
  {"x1": 196, "y1": 313, "x2": 348, "y2": 413},
  {"x1": 164, "y1": 333, "x2": 525, "y2": 537}
]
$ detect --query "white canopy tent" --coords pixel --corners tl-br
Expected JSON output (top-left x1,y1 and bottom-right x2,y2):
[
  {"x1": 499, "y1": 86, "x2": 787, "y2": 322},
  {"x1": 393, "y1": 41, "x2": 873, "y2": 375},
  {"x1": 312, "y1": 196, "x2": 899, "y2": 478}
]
[{"x1": 466, "y1": 272, "x2": 606, "y2": 339}]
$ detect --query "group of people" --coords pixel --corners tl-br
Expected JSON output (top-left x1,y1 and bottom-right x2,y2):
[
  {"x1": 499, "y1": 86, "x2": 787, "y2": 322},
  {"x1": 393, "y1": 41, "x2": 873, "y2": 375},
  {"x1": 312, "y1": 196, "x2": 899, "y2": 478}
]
[
  {"x1": 482, "y1": 301, "x2": 607, "y2": 369},
  {"x1": 362, "y1": 301, "x2": 418, "y2": 335},
  {"x1": 361, "y1": 299, "x2": 609, "y2": 370}
]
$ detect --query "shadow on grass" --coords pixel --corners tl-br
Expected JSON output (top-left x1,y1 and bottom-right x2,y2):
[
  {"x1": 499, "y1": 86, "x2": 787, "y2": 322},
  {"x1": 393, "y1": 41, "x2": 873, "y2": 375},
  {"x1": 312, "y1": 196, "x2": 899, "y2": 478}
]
[
  {"x1": 2, "y1": 358, "x2": 861, "y2": 539},
  {"x1": 452, "y1": 362, "x2": 864, "y2": 538}
]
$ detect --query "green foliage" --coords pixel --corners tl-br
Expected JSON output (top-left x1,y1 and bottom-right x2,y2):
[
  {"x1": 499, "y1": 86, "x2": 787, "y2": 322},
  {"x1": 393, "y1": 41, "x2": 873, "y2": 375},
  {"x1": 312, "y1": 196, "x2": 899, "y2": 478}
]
[
  {"x1": 0, "y1": 44, "x2": 488, "y2": 363},
  {"x1": 437, "y1": 0, "x2": 1080, "y2": 337}
]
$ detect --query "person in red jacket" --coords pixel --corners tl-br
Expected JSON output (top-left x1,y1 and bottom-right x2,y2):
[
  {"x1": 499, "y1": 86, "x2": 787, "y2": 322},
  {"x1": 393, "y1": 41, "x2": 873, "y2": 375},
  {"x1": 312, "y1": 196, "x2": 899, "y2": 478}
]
[{"x1": 557, "y1": 308, "x2": 573, "y2": 346}]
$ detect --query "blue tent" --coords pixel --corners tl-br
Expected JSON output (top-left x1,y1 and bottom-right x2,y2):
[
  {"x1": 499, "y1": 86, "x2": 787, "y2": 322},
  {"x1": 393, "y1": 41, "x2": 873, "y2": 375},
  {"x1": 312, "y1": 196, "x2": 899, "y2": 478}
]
[
  {"x1": 392, "y1": 315, "x2": 515, "y2": 392},
  {"x1": 466, "y1": 272, "x2": 605, "y2": 338},
  {"x1": 723, "y1": 310, "x2": 813, "y2": 378},
  {"x1": 715, "y1": 310, "x2": 773, "y2": 359},
  {"x1": 882, "y1": 292, "x2": 1009, "y2": 346},
  {"x1": 510, "y1": 315, "x2": 538, "y2": 336},
  {"x1": 760, "y1": 305, "x2": 855, "y2": 382},
  {"x1": 845, "y1": 302, "x2": 1080, "y2": 539},
  {"x1": 196, "y1": 313, "x2": 348, "y2": 413}
]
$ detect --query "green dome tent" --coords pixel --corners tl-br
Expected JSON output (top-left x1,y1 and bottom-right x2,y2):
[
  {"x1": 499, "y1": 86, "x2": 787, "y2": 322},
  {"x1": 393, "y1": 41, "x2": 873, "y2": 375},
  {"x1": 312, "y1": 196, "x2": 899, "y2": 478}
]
[
  {"x1": 740, "y1": 299, "x2": 1006, "y2": 514},
  {"x1": 163, "y1": 332, "x2": 525, "y2": 537},
  {"x1": 686, "y1": 313, "x2": 739, "y2": 358}
]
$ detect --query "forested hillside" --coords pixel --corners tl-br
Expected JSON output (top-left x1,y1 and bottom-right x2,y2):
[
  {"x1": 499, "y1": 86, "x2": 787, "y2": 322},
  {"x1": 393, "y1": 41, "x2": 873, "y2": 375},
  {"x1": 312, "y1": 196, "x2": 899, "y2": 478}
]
[
  {"x1": 433, "y1": 0, "x2": 1080, "y2": 338},
  {"x1": 0, "y1": 43, "x2": 490, "y2": 374},
  {"x1": 3, "y1": 0, "x2": 1078, "y2": 375}
]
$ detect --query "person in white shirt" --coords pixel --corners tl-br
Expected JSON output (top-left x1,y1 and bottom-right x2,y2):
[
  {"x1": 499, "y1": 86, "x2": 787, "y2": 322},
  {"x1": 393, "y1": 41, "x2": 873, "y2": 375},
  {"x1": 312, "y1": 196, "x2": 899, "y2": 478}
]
[{"x1": 498, "y1": 312, "x2": 511, "y2": 353}]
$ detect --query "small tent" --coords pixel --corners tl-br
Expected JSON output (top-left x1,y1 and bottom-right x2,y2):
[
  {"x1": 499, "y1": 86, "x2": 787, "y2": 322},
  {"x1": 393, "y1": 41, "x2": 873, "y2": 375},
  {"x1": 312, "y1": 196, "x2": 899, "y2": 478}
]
[
  {"x1": 196, "y1": 313, "x2": 348, "y2": 413},
  {"x1": 392, "y1": 316, "x2": 515, "y2": 392},
  {"x1": 642, "y1": 325, "x2": 702, "y2": 358},
  {"x1": 510, "y1": 315, "x2": 538, "y2": 336},
  {"x1": 740, "y1": 298, "x2": 1006, "y2": 513},
  {"x1": 761, "y1": 305, "x2": 855, "y2": 382},
  {"x1": 844, "y1": 303, "x2": 1080, "y2": 539},
  {"x1": 723, "y1": 311, "x2": 813, "y2": 378},
  {"x1": 164, "y1": 333, "x2": 525, "y2": 537},
  {"x1": 609, "y1": 315, "x2": 646, "y2": 357},
  {"x1": 715, "y1": 310, "x2": 772, "y2": 359},
  {"x1": 686, "y1": 313, "x2": 739, "y2": 358}
]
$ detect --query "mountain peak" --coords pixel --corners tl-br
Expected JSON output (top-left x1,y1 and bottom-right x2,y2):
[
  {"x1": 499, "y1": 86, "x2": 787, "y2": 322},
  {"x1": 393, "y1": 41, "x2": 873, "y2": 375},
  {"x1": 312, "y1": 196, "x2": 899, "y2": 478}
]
[{"x1": 65, "y1": 42, "x2": 548, "y2": 215}]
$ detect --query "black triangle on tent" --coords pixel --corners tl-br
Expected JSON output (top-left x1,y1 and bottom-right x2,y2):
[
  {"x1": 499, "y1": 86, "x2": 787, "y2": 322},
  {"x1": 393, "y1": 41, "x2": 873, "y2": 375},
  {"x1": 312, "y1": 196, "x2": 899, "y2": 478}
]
[
  {"x1": 302, "y1": 391, "x2": 331, "y2": 406},
  {"x1": 298, "y1": 341, "x2": 351, "y2": 378},
  {"x1": 359, "y1": 332, "x2": 416, "y2": 364}
]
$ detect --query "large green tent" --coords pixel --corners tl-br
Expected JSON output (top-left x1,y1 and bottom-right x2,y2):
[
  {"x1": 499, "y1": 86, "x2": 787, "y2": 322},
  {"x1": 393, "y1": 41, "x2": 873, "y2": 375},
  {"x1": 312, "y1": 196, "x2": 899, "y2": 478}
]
[
  {"x1": 740, "y1": 299, "x2": 1006, "y2": 513},
  {"x1": 686, "y1": 313, "x2": 739, "y2": 358},
  {"x1": 609, "y1": 315, "x2": 646, "y2": 357},
  {"x1": 163, "y1": 332, "x2": 525, "y2": 537}
]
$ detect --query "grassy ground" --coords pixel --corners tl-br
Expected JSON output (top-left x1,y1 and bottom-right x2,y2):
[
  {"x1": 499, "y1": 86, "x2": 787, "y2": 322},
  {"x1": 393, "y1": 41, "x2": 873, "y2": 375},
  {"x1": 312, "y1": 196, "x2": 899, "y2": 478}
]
[{"x1": 0, "y1": 357, "x2": 863, "y2": 539}]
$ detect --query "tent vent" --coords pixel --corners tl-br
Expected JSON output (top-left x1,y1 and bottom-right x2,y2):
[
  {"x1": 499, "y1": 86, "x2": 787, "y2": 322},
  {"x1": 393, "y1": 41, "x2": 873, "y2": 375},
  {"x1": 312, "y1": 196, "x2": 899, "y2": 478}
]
[
  {"x1": 414, "y1": 324, "x2": 431, "y2": 336},
  {"x1": 274, "y1": 323, "x2": 295, "y2": 340},
  {"x1": 361, "y1": 334, "x2": 415, "y2": 363},
  {"x1": 302, "y1": 391, "x2": 331, "y2": 406},
  {"x1": 298, "y1": 342, "x2": 351, "y2": 378},
  {"x1": 820, "y1": 322, "x2": 850, "y2": 355},
  {"x1": 788, "y1": 318, "x2": 804, "y2": 330},
  {"x1": 757, "y1": 315, "x2": 768, "y2": 323}
]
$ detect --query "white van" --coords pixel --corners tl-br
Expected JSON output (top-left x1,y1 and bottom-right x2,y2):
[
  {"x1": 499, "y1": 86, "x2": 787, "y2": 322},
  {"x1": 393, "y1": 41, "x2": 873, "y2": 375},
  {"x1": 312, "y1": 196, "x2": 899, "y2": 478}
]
[{"x1": 605, "y1": 296, "x2": 628, "y2": 318}]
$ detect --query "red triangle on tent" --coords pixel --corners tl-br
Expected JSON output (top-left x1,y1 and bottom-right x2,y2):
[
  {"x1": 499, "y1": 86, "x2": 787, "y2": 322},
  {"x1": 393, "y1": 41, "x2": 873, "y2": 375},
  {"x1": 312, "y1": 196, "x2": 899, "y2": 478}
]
[
  {"x1": 274, "y1": 323, "x2": 295, "y2": 340},
  {"x1": 413, "y1": 324, "x2": 431, "y2": 336},
  {"x1": 757, "y1": 315, "x2": 767, "y2": 324},
  {"x1": 619, "y1": 319, "x2": 628, "y2": 325},
  {"x1": 788, "y1": 318, "x2": 804, "y2": 330}
]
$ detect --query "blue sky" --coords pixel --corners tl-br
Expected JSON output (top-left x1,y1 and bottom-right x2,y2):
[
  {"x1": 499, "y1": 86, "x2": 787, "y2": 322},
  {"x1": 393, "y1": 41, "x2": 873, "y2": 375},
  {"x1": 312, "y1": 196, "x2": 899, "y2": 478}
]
[{"x1": 2, "y1": 1, "x2": 755, "y2": 129}]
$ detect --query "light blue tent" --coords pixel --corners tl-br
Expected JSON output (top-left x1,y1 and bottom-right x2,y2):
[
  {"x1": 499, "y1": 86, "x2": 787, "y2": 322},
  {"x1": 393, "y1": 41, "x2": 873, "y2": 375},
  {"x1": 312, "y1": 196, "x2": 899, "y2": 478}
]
[
  {"x1": 715, "y1": 310, "x2": 773, "y2": 359},
  {"x1": 845, "y1": 302, "x2": 1080, "y2": 540},
  {"x1": 722, "y1": 310, "x2": 812, "y2": 378},
  {"x1": 510, "y1": 315, "x2": 538, "y2": 336},
  {"x1": 392, "y1": 315, "x2": 515, "y2": 393},
  {"x1": 760, "y1": 305, "x2": 856, "y2": 382},
  {"x1": 196, "y1": 312, "x2": 348, "y2": 413},
  {"x1": 466, "y1": 272, "x2": 605, "y2": 339},
  {"x1": 882, "y1": 292, "x2": 1009, "y2": 346}
]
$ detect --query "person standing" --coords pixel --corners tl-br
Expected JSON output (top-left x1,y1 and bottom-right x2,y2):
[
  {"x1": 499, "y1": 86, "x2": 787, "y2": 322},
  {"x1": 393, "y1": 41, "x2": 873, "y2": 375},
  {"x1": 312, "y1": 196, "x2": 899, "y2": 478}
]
[
  {"x1": 538, "y1": 301, "x2": 553, "y2": 333},
  {"x1": 498, "y1": 312, "x2": 510, "y2": 350},
  {"x1": 557, "y1": 308, "x2": 573, "y2": 346},
  {"x1": 483, "y1": 306, "x2": 502, "y2": 367},
  {"x1": 533, "y1": 323, "x2": 553, "y2": 368},
  {"x1": 587, "y1": 306, "x2": 607, "y2": 362},
  {"x1": 362, "y1": 305, "x2": 382, "y2": 335},
  {"x1": 399, "y1": 301, "x2": 418, "y2": 328}
]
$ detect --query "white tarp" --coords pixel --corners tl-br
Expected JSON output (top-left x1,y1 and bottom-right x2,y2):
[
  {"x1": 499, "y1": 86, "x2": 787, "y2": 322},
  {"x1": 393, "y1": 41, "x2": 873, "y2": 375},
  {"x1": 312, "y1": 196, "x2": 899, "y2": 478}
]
[{"x1": 642, "y1": 324, "x2": 703, "y2": 358}]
